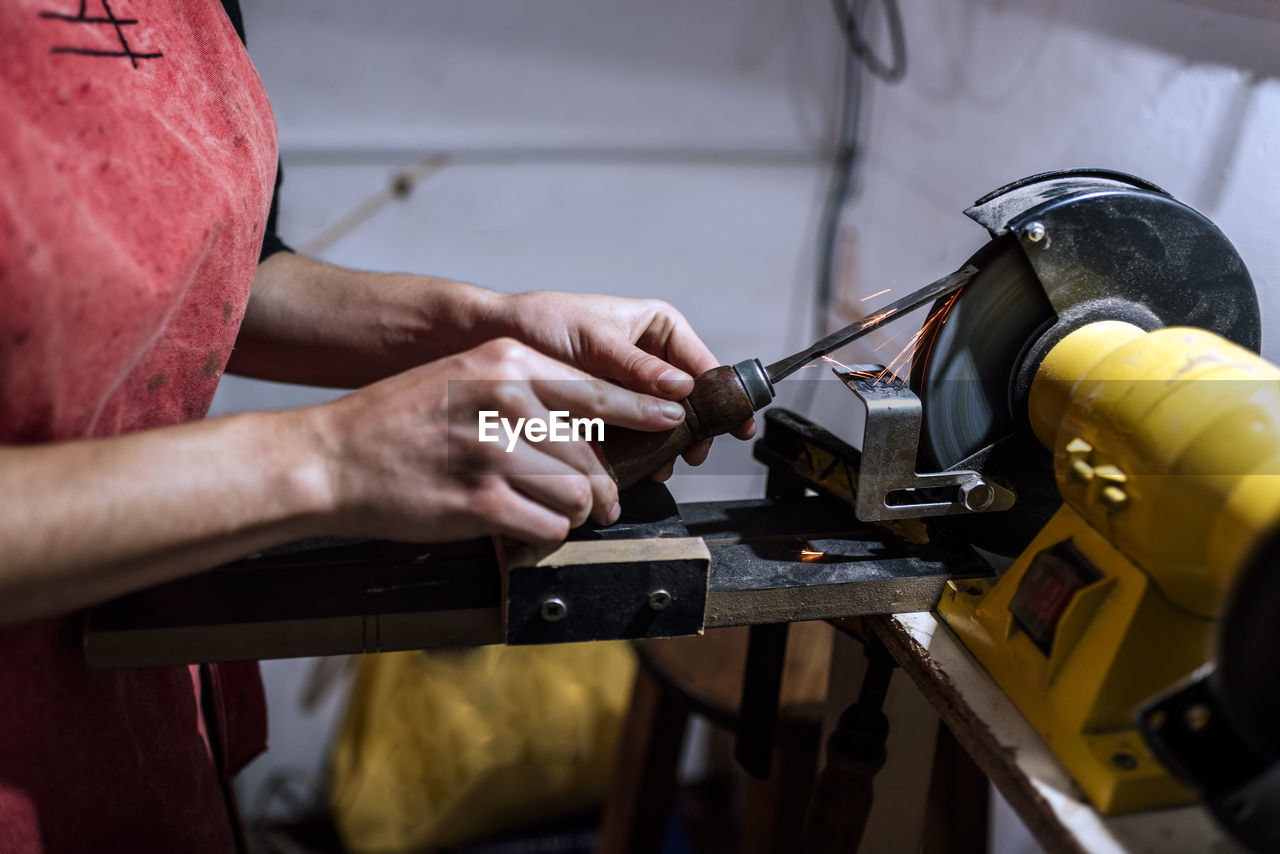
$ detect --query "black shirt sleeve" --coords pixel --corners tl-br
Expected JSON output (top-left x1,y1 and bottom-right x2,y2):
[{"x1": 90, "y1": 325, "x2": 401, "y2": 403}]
[
  {"x1": 258, "y1": 165, "x2": 291, "y2": 261},
  {"x1": 221, "y1": 0, "x2": 293, "y2": 262}
]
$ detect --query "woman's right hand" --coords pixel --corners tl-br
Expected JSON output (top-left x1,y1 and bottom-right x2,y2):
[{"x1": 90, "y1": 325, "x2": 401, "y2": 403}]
[{"x1": 307, "y1": 337, "x2": 688, "y2": 546}]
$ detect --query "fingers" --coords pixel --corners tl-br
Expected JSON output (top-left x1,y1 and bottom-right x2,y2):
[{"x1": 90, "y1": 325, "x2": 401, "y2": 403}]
[
  {"x1": 503, "y1": 444, "x2": 617, "y2": 530},
  {"x1": 565, "y1": 301, "x2": 715, "y2": 400},
  {"x1": 512, "y1": 419, "x2": 620, "y2": 526},
  {"x1": 635, "y1": 302, "x2": 721, "y2": 383},
  {"x1": 478, "y1": 339, "x2": 687, "y2": 432},
  {"x1": 682, "y1": 438, "x2": 712, "y2": 467},
  {"x1": 471, "y1": 378, "x2": 620, "y2": 520},
  {"x1": 649, "y1": 460, "x2": 676, "y2": 482},
  {"x1": 529, "y1": 374, "x2": 686, "y2": 433},
  {"x1": 613, "y1": 342, "x2": 695, "y2": 399},
  {"x1": 478, "y1": 483, "x2": 580, "y2": 546}
]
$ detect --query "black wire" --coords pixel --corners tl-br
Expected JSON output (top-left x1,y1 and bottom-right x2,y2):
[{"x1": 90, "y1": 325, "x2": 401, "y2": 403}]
[
  {"x1": 811, "y1": 0, "x2": 908, "y2": 337},
  {"x1": 812, "y1": 0, "x2": 867, "y2": 339},
  {"x1": 831, "y1": 0, "x2": 908, "y2": 84},
  {"x1": 803, "y1": 0, "x2": 906, "y2": 415}
]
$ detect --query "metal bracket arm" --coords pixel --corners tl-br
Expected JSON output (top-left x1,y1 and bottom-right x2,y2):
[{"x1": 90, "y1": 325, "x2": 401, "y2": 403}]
[{"x1": 836, "y1": 370, "x2": 1015, "y2": 522}]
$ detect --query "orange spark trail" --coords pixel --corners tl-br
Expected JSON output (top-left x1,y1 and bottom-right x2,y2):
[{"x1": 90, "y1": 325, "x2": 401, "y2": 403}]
[
  {"x1": 873, "y1": 327, "x2": 911, "y2": 353},
  {"x1": 858, "y1": 308, "x2": 895, "y2": 329},
  {"x1": 872, "y1": 290, "x2": 962, "y2": 385},
  {"x1": 860, "y1": 288, "x2": 891, "y2": 302},
  {"x1": 819, "y1": 354, "x2": 877, "y2": 380}
]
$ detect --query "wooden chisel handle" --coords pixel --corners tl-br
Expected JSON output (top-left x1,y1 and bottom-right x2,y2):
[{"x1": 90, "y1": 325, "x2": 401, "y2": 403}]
[{"x1": 601, "y1": 359, "x2": 774, "y2": 490}]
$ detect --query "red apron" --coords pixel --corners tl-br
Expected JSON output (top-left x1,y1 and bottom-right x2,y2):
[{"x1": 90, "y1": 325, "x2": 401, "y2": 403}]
[{"x1": 0, "y1": 2, "x2": 277, "y2": 850}]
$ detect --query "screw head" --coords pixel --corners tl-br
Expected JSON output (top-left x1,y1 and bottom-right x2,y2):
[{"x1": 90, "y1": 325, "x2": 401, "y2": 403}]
[
  {"x1": 959, "y1": 478, "x2": 995, "y2": 512},
  {"x1": 540, "y1": 598, "x2": 567, "y2": 622},
  {"x1": 1111, "y1": 752, "x2": 1138, "y2": 770},
  {"x1": 1185, "y1": 703, "x2": 1212, "y2": 732},
  {"x1": 1025, "y1": 221, "x2": 1047, "y2": 243},
  {"x1": 648, "y1": 589, "x2": 673, "y2": 611}
]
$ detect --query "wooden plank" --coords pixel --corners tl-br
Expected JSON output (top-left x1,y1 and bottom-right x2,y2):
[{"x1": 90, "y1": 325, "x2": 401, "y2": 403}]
[
  {"x1": 497, "y1": 536, "x2": 711, "y2": 643},
  {"x1": 862, "y1": 613, "x2": 1241, "y2": 854}
]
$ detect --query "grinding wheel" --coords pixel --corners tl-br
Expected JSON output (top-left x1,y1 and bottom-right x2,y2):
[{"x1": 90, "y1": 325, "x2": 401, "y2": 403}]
[
  {"x1": 911, "y1": 238, "x2": 1053, "y2": 469},
  {"x1": 908, "y1": 238, "x2": 1059, "y2": 555}
]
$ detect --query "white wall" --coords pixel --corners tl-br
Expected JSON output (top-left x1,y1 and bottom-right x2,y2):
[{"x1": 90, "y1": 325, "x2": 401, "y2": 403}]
[
  {"x1": 218, "y1": 0, "x2": 1280, "y2": 846},
  {"x1": 834, "y1": 0, "x2": 1280, "y2": 365}
]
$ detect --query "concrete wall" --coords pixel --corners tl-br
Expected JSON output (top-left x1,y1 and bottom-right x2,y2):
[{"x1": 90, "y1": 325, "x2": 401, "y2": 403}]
[{"x1": 218, "y1": 0, "x2": 1280, "y2": 847}]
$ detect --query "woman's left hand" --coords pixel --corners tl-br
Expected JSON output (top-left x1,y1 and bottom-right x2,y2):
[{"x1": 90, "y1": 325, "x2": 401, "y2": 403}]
[{"x1": 492, "y1": 291, "x2": 757, "y2": 476}]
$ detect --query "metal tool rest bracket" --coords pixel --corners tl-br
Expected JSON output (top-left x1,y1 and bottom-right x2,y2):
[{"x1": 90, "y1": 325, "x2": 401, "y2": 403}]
[
  {"x1": 732, "y1": 394, "x2": 1007, "y2": 780},
  {"x1": 836, "y1": 370, "x2": 1015, "y2": 521}
]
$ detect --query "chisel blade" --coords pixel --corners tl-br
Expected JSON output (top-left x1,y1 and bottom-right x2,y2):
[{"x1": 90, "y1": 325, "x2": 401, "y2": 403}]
[{"x1": 765, "y1": 264, "x2": 978, "y2": 383}]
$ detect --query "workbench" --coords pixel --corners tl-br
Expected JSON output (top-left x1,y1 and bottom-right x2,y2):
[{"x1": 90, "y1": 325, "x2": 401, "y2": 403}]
[{"x1": 858, "y1": 612, "x2": 1240, "y2": 854}]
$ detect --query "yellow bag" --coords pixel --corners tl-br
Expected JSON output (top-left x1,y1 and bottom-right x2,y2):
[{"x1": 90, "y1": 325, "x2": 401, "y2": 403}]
[{"x1": 330, "y1": 642, "x2": 636, "y2": 852}]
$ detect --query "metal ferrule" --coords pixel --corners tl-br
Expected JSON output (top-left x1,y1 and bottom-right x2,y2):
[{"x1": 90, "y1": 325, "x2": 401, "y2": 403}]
[{"x1": 731, "y1": 358, "x2": 775, "y2": 411}]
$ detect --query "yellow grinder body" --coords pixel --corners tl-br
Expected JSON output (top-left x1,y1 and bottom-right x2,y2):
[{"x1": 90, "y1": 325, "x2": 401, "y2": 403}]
[{"x1": 1029, "y1": 321, "x2": 1280, "y2": 618}]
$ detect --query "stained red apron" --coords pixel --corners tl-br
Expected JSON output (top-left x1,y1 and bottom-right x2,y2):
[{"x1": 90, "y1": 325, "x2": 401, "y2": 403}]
[{"x1": 0, "y1": 2, "x2": 278, "y2": 850}]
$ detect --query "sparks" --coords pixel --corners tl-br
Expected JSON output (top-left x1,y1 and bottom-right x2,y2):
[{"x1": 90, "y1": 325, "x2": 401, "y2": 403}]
[
  {"x1": 858, "y1": 308, "x2": 896, "y2": 330},
  {"x1": 860, "y1": 288, "x2": 891, "y2": 302},
  {"x1": 873, "y1": 328, "x2": 911, "y2": 353},
  {"x1": 795, "y1": 538, "x2": 826, "y2": 561},
  {"x1": 871, "y1": 289, "x2": 963, "y2": 384},
  {"x1": 819, "y1": 354, "x2": 878, "y2": 380}
]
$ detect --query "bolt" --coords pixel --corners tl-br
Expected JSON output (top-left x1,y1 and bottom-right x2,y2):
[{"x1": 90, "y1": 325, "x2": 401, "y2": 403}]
[
  {"x1": 1111, "y1": 752, "x2": 1138, "y2": 770},
  {"x1": 1185, "y1": 703, "x2": 1212, "y2": 732},
  {"x1": 648, "y1": 589, "x2": 673, "y2": 611},
  {"x1": 540, "y1": 597, "x2": 567, "y2": 622},
  {"x1": 1065, "y1": 437, "x2": 1093, "y2": 460},
  {"x1": 1025, "y1": 221, "x2": 1047, "y2": 243},
  {"x1": 1101, "y1": 485, "x2": 1128, "y2": 507},
  {"x1": 1091, "y1": 464, "x2": 1128, "y2": 509},
  {"x1": 959, "y1": 478, "x2": 995, "y2": 512}
]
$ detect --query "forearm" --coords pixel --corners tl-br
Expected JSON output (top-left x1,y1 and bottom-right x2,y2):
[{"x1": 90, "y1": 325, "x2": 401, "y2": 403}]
[
  {"x1": 0, "y1": 410, "x2": 331, "y2": 626},
  {"x1": 228, "y1": 252, "x2": 510, "y2": 387}
]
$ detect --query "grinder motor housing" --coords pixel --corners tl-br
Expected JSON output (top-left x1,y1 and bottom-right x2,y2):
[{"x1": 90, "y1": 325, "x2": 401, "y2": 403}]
[{"x1": 924, "y1": 170, "x2": 1276, "y2": 827}]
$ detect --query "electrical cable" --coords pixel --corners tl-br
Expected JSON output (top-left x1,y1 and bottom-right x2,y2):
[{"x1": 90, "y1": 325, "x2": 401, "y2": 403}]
[
  {"x1": 797, "y1": 6, "x2": 862, "y2": 416},
  {"x1": 802, "y1": 0, "x2": 907, "y2": 415},
  {"x1": 812, "y1": 8, "x2": 864, "y2": 338},
  {"x1": 831, "y1": 0, "x2": 908, "y2": 84},
  {"x1": 814, "y1": 0, "x2": 910, "y2": 336}
]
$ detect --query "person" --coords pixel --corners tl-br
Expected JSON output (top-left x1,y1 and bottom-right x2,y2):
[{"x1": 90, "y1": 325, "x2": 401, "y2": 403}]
[{"x1": 0, "y1": 1, "x2": 752, "y2": 850}]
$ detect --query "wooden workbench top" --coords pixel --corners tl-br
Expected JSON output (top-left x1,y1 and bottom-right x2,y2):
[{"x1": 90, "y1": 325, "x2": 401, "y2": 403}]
[{"x1": 863, "y1": 612, "x2": 1241, "y2": 854}]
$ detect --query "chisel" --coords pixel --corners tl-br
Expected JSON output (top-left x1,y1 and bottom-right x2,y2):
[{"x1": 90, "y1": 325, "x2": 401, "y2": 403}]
[{"x1": 602, "y1": 265, "x2": 977, "y2": 488}]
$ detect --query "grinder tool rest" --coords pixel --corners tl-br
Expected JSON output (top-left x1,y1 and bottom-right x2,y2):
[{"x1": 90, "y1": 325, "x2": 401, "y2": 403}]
[{"x1": 86, "y1": 169, "x2": 1280, "y2": 850}]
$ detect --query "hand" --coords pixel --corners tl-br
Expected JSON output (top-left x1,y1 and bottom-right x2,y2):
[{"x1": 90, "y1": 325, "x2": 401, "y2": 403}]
[
  {"x1": 493, "y1": 291, "x2": 757, "y2": 478},
  {"x1": 308, "y1": 337, "x2": 686, "y2": 545}
]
